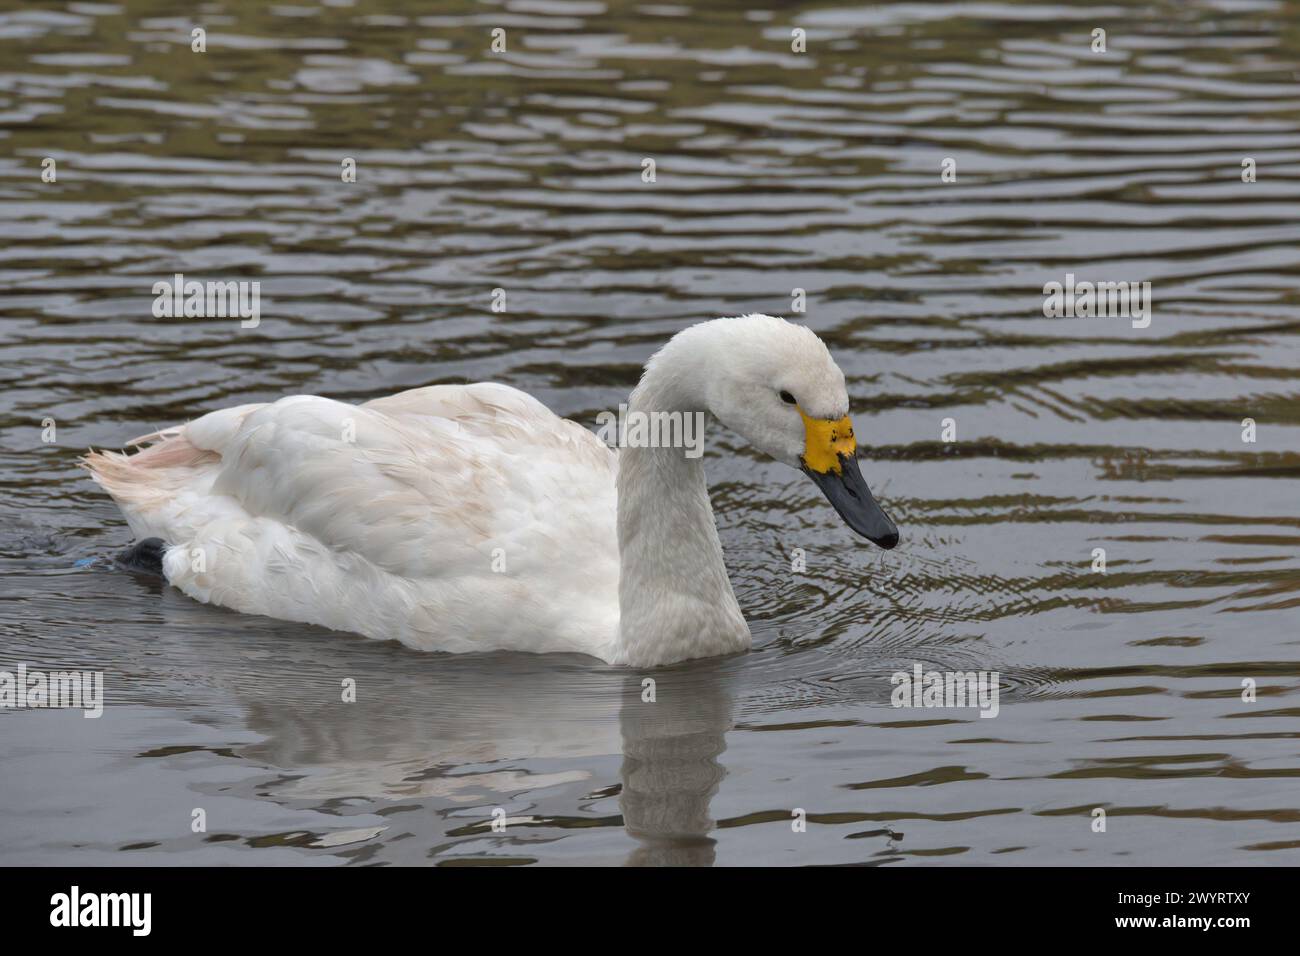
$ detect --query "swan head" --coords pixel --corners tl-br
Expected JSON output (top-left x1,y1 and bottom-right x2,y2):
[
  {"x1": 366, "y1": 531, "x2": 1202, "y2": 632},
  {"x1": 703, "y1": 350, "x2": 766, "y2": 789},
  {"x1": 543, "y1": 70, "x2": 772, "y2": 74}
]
[{"x1": 653, "y1": 314, "x2": 899, "y2": 549}]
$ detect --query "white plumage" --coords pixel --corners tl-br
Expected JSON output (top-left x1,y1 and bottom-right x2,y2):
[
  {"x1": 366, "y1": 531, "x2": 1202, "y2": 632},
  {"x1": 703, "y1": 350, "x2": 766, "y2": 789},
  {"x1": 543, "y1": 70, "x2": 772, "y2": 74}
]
[{"x1": 85, "y1": 315, "x2": 897, "y2": 666}]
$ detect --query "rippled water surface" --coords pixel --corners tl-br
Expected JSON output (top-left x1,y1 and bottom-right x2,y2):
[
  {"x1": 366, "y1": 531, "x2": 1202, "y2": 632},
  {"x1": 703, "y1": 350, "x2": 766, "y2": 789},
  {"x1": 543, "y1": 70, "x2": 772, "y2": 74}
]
[{"x1": 2, "y1": 0, "x2": 1300, "y2": 865}]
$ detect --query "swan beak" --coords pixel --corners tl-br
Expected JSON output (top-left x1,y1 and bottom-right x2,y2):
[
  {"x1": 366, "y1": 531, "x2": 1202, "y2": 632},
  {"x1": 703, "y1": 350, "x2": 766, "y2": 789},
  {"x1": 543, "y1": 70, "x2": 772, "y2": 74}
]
[{"x1": 799, "y1": 413, "x2": 899, "y2": 549}]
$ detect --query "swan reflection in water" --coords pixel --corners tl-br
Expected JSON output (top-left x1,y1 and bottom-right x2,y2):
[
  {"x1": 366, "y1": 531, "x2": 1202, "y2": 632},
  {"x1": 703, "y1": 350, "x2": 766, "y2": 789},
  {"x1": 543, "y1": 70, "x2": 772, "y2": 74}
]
[
  {"x1": 618, "y1": 671, "x2": 733, "y2": 866},
  {"x1": 224, "y1": 639, "x2": 737, "y2": 866}
]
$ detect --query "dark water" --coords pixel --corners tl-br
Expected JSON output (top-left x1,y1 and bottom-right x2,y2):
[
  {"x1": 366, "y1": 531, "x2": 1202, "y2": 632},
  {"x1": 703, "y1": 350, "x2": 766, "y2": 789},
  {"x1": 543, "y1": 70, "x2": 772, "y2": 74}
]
[{"x1": 2, "y1": 0, "x2": 1299, "y2": 865}]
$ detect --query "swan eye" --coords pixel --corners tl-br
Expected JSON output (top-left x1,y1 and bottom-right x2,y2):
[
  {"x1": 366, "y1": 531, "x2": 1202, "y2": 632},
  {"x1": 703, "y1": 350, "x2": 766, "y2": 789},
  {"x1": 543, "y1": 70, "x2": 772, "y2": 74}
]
[{"x1": 779, "y1": 390, "x2": 797, "y2": 405}]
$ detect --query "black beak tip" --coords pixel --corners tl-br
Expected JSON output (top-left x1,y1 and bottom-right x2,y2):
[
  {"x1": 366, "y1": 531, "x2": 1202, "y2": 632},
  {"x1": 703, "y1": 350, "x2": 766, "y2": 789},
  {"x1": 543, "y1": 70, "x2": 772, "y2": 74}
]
[
  {"x1": 803, "y1": 456, "x2": 900, "y2": 550},
  {"x1": 871, "y1": 529, "x2": 899, "y2": 550}
]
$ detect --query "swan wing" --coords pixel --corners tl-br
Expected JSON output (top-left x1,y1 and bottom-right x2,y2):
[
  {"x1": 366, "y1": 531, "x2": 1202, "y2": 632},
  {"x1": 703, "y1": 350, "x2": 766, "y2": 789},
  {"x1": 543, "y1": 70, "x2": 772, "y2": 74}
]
[{"x1": 86, "y1": 384, "x2": 621, "y2": 658}]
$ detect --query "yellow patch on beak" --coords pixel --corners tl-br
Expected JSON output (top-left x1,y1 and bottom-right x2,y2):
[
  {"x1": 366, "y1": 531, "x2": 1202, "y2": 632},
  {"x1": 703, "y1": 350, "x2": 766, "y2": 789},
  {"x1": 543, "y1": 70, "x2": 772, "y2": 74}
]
[{"x1": 799, "y1": 409, "x2": 857, "y2": 474}]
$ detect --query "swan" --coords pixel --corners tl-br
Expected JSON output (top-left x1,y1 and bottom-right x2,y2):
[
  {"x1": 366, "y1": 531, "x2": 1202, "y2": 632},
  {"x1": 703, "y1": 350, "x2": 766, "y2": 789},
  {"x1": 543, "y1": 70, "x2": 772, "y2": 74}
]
[{"x1": 84, "y1": 314, "x2": 898, "y2": 667}]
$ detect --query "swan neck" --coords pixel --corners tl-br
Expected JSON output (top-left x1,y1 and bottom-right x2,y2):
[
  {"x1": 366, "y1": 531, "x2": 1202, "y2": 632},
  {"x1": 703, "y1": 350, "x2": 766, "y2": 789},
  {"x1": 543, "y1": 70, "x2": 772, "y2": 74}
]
[{"x1": 614, "y1": 359, "x2": 750, "y2": 667}]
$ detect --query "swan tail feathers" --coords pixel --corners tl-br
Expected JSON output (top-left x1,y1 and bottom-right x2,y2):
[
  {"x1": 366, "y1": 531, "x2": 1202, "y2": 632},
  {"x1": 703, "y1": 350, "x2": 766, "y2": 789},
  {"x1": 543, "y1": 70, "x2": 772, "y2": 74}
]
[
  {"x1": 81, "y1": 432, "x2": 222, "y2": 543},
  {"x1": 81, "y1": 434, "x2": 216, "y2": 505}
]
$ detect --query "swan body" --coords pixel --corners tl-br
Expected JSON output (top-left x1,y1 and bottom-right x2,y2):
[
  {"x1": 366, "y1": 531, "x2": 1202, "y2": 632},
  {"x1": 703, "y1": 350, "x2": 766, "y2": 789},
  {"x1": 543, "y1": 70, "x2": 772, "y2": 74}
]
[{"x1": 85, "y1": 315, "x2": 898, "y2": 667}]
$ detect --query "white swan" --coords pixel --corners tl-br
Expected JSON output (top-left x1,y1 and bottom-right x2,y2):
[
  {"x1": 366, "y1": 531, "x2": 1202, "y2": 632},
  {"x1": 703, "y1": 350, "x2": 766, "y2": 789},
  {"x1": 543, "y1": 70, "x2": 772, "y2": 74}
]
[{"x1": 85, "y1": 314, "x2": 898, "y2": 667}]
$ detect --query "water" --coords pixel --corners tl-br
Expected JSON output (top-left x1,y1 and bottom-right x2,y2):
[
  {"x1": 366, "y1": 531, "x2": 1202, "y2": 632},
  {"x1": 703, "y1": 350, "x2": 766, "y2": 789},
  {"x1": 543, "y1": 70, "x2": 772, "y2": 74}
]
[{"x1": 2, "y1": 0, "x2": 1299, "y2": 866}]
